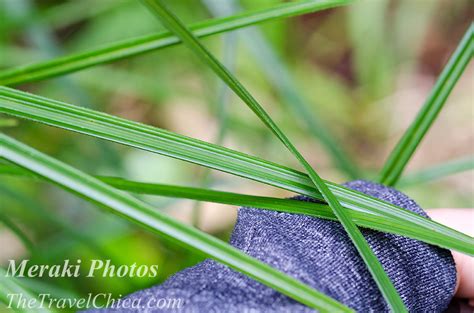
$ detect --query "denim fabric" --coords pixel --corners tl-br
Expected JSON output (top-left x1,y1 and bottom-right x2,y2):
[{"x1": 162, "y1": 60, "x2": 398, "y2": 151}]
[{"x1": 90, "y1": 180, "x2": 456, "y2": 312}]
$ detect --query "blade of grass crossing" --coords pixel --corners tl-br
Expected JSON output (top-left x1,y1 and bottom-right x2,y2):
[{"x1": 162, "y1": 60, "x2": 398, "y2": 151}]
[
  {"x1": 138, "y1": 0, "x2": 407, "y2": 310},
  {"x1": 91, "y1": 177, "x2": 473, "y2": 250},
  {"x1": 203, "y1": 0, "x2": 360, "y2": 179},
  {"x1": 0, "y1": 134, "x2": 350, "y2": 312},
  {"x1": 379, "y1": 25, "x2": 473, "y2": 186},
  {"x1": 0, "y1": 163, "x2": 472, "y2": 255},
  {"x1": 0, "y1": 0, "x2": 351, "y2": 86},
  {"x1": 0, "y1": 87, "x2": 472, "y2": 255}
]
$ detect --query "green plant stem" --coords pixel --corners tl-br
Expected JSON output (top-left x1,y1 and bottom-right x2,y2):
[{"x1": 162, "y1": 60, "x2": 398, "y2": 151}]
[
  {"x1": 139, "y1": 0, "x2": 406, "y2": 310},
  {"x1": 379, "y1": 25, "x2": 473, "y2": 186},
  {"x1": 0, "y1": 134, "x2": 351, "y2": 312},
  {"x1": 0, "y1": 0, "x2": 350, "y2": 86}
]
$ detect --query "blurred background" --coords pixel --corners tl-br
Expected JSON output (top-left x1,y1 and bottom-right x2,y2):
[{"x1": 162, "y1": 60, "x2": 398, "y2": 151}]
[{"x1": 0, "y1": 0, "x2": 472, "y2": 311}]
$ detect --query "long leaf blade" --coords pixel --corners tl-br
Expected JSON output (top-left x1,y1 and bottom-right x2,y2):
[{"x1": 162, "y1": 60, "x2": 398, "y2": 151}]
[
  {"x1": 203, "y1": 0, "x2": 360, "y2": 179},
  {"x1": 0, "y1": 134, "x2": 350, "y2": 313},
  {"x1": 139, "y1": 0, "x2": 406, "y2": 310},
  {"x1": 0, "y1": 0, "x2": 349, "y2": 86},
  {"x1": 0, "y1": 87, "x2": 472, "y2": 255},
  {"x1": 0, "y1": 163, "x2": 472, "y2": 253},
  {"x1": 379, "y1": 25, "x2": 473, "y2": 186}
]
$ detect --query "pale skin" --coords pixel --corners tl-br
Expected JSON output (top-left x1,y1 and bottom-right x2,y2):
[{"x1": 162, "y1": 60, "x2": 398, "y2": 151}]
[{"x1": 427, "y1": 208, "x2": 474, "y2": 304}]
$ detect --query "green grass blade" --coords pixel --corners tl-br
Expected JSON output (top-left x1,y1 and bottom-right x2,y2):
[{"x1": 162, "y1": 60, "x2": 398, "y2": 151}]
[
  {"x1": 0, "y1": 86, "x2": 310, "y2": 194},
  {"x1": 0, "y1": 181, "x2": 136, "y2": 293},
  {"x1": 93, "y1": 178, "x2": 472, "y2": 255},
  {"x1": 0, "y1": 170, "x2": 117, "y2": 258},
  {"x1": 398, "y1": 156, "x2": 474, "y2": 187},
  {"x1": 1, "y1": 163, "x2": 472, "y2": 254},
  {"x1": 0, "y1": 268, "x2": 53, "y2": 313},
  {"x1": 139, "y1": 0, "x2": 406, "y2": 310},
  {"x1": 0, "y1": 0, "x2": 350, "y2": 86},
  {"x1": 379, "y1": 25, "x2": 473, "y2": 186},
  {"x1": 203, "y1": 0, "x2": 360, "y2": 179},
  {"x1": 0, "y1": 134, "x2": 351, "y2": 313},
  {"x1": 0, "y1": 87, "x2": 472, "y2": 256}
]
